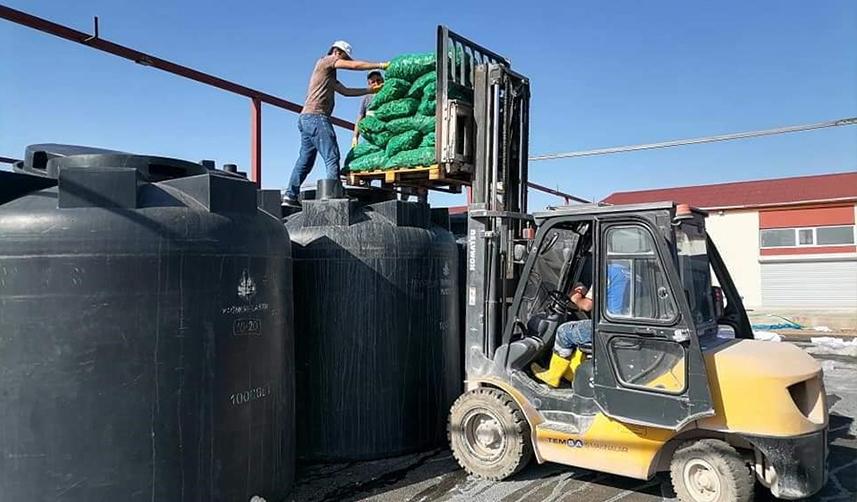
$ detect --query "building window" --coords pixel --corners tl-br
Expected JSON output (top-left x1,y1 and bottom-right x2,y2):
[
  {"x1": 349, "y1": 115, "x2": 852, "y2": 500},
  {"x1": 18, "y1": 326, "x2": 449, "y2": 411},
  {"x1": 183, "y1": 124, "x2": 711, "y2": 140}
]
[
  {"x1": 760, "y1": 225, "x2": 856, "y2": 248},
  {"x1": 817, "y1": 226, "x2": 855, "y2": 245},
  {"x1": 798, "y1": 229, "x2": 814, "y2": 245},
  {"x1": 760, "y1": 228, "x2": 797, "y2": 247}
]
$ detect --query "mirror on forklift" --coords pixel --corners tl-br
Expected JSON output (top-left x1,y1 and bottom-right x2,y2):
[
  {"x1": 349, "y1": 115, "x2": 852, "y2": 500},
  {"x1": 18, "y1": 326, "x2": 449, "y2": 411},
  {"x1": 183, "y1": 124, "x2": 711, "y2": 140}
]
[{"x1": 712, "y1": 286, "x2": 725, "y2": 320}]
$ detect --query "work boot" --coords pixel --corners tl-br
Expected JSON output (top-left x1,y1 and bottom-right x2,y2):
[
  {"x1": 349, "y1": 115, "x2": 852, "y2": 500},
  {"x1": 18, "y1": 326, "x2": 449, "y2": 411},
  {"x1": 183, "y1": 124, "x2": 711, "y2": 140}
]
[
  {"x1": 283, "y1": 195, "x2": 302, "y2": 208},
  {"x1": 531, "y1": 353, "x2": 572, "y2": 388},
  {"x1": 563, "y1": 349, "x2": 586, "y2": 383}
]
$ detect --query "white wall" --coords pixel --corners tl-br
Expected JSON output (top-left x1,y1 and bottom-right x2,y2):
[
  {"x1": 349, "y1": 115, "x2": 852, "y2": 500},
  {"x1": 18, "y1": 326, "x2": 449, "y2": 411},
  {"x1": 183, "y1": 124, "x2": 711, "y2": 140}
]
[{"x1": 705, "y1": 209, "x2": 762, "y2": 308}]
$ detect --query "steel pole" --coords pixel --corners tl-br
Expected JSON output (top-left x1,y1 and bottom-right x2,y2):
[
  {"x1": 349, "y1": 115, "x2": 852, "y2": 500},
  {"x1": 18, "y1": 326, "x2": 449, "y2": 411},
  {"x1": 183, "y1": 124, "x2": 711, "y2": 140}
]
[{"x1": 250, "y1": 98, "x2": 262, "y2": 186}]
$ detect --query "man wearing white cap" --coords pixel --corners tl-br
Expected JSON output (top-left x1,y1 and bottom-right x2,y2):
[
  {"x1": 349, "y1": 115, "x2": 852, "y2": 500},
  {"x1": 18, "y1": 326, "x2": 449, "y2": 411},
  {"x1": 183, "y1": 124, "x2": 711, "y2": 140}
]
[{"x1": 285, "y1": 41, "x2": 388, "y2": 205}]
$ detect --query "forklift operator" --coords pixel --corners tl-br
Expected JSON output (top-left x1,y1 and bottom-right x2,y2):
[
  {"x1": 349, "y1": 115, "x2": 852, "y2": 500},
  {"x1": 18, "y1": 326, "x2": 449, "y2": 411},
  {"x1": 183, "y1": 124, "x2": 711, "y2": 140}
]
[{"x1": 533, "y1": 262, "x2": 631, "y2": 387}]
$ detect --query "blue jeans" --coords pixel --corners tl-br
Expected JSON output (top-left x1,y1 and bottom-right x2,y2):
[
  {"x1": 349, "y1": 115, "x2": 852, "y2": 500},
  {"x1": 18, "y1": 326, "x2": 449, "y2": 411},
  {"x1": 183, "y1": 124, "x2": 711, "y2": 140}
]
[
  {"x1": 287, "y1": 114, "x2": 341, "y2": 199},
  {"x1": 554, "y1": 320, "x2": 592, "y2": 358}
]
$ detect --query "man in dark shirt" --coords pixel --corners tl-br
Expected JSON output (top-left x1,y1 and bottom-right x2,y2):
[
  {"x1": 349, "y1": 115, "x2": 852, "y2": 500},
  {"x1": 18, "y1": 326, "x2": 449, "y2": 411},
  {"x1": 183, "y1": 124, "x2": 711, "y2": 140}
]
[
  {"x1": 285, "y1": 41, "x2": 388, "y2": 205},
  {"x1": 351, "y1": 71, "x2": 385, "y2": 147}
]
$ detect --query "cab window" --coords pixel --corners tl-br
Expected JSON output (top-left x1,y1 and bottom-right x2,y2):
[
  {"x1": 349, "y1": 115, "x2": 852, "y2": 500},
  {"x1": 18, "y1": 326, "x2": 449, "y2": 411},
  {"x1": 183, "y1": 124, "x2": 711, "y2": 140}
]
[
  {"x1": 675, "y1": 223, "x2": 716, "y2": 328},
  {"x1": 519, "y1": 225, "x2": 582, "y2": 319},
  {"x1": 608, "y1": 336, "x2": 686, "y2": 393},
  {"x1": 604, "y1": 226, "x2": 676, "y2": 322}
]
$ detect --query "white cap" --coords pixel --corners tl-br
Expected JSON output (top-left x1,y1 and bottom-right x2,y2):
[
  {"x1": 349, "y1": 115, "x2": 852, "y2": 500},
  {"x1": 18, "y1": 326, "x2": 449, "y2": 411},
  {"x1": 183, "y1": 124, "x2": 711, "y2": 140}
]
[{"x1": 330, "y1": 40, "x2": 353, "y2": 59}]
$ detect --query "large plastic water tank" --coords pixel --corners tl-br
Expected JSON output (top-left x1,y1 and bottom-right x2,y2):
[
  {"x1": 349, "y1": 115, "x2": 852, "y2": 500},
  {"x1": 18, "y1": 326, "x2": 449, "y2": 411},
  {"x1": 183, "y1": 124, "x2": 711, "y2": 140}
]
[
  {"x1": 0, "y1": 145, "x2": 295, "y2": 501},
  {"x1": 285, "y1": 189, "x2": 460, "y2": 461}
]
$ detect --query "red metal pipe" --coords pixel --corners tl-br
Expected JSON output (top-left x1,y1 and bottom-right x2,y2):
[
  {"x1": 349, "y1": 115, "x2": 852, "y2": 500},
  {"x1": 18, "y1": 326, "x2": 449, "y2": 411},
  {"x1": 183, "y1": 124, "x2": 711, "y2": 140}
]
[
  {"x1": 0, "y1": 5, "x2": 356, "y2": 130},
  {"x1": 250, "y1": 98, "x2": 262, "y2": 186},
  {"x1": 527, "y1": 181, "x2": 589, "y2": 204}
]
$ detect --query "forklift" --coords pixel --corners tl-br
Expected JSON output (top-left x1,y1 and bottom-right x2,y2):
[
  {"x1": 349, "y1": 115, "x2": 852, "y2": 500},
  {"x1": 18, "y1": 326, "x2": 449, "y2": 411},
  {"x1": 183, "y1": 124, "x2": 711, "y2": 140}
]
[{"x1": 435, "y1": 27, "x2": 829, "y2": 501}]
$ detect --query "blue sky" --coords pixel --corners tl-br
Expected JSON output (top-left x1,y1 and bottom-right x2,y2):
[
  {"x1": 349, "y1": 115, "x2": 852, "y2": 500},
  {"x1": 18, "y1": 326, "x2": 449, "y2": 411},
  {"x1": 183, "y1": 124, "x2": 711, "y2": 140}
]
[{"x1": 2, "y1": 0, "x2": 855, "y2": 209}]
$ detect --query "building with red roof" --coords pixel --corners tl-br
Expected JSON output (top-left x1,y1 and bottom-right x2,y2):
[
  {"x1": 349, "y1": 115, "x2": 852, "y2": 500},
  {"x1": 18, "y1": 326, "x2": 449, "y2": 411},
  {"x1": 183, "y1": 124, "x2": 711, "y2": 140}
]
[{"x1": 603, "y1": 172, "x2": 857, "y2": 311}]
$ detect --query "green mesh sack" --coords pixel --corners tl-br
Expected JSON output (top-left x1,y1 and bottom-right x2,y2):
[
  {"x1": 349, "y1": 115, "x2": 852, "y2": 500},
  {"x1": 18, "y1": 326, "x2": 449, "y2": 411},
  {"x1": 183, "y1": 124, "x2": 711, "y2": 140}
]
[
  {"x1": 385, "y1": 130, "x2": 423, "y2": 158},
  {"x1": 363, "y1": 130, "x2": 394, "y2": 148},
  {"x1": 384, "y1": 115, "x2": 435, "y2": 135},
  {"x1": 418, "y1": 98, "x2": 436, "y2": 116},
  {"x1": 420, "y1": 132, "x2": 436, "y2": 148},
  {"x1": 407, "y1": 72, "x2": 437, "y2": 98},
  {"x1": 413, "y1": 114, "x2": 436, "y2": 134},
  {"x1": 373, "y1": 98, "x2": 419, "y2": 121},
  {"x1": 358, "y1": 115, "x2": 387, "y2": 134},
  {"x1": 384, "y1": 147, "x2": 436, "y2": 168},
  {"x1": 385, "y1": 52, "x2": 436, "y2": 82},
  {"x1": 348, "y1": 151, "x2": 388, "y2": 172},
  {"x1": 367, "y1": 78, "x2": 410, "y2": 111},
  {"x1": 422, "y1": 81, "x2": 437, "y2": 99},
  {"x1": 344, "y1": 141, "x2": 382, "y2": 168},
  {"x1": 385, "y1": 117, "x2": 418, "y2": 135}
]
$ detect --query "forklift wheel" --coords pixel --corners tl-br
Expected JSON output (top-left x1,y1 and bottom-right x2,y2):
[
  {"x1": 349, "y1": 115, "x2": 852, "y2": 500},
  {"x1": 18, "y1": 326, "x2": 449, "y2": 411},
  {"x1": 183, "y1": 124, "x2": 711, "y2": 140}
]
[
  {"x1": 670, "y1": 439, "x2": 754, "y2": 502},
  {"x1": 448, "y1": 388, "x2": 533, "y2": 481}
]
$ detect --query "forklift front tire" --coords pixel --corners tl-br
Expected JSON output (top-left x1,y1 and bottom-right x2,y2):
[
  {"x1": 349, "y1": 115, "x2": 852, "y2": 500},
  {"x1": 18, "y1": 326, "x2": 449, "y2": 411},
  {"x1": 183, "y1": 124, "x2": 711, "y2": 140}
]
[
  {"x1": 670, "y1": 439, "x2": 755, "y2": 502},
  {"x1": 448, "y1": 388, "x2": 533, "y2": 481}
]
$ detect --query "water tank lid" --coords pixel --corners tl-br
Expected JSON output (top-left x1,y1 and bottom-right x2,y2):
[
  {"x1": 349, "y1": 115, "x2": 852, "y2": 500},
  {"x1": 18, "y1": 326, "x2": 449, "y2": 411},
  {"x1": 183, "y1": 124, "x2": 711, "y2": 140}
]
[
  {"x1": 25, "y1": 144, "x2": 126, "y2": 171},
  {"x1": 46, "y1": 153, "x2": 208, "y2": 182}
]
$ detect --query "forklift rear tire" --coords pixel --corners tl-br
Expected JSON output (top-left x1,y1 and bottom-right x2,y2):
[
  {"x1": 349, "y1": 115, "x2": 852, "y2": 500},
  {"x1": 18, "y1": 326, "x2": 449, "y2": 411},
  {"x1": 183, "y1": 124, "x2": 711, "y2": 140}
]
[
  {"x1": 670, "y1": 439, "x2": 754, "y2": 502},
  {"x1": 448, "y1": 387, "x2": 533, "y2": 481}
]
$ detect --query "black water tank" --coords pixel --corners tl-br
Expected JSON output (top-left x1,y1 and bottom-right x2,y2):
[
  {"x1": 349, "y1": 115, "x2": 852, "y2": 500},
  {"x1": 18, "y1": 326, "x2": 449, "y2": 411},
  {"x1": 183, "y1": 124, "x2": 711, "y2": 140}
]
[
  {"x1": 0, "y1": 147, "x2": 295, "y2": 501},
  {"x1": 285, "y1": 191, "x2": 460, "y2": 461}
]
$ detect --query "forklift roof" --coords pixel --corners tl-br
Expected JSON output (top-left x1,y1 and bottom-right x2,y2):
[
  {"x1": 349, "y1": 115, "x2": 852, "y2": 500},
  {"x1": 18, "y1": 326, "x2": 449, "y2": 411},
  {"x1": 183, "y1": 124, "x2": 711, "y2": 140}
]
[{"x1": 533, "y1": 200, "x2": 692, "y2": 223}]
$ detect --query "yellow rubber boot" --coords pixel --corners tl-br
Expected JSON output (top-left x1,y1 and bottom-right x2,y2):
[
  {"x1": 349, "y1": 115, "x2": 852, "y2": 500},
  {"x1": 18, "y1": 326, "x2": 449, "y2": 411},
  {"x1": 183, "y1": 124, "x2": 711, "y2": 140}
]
[
  {"x1": 563, "y1": 350, "x2": 586, "y2": 383},
  {"x1": 531, "y1": 353, "x2": 572, "y2": 388}
]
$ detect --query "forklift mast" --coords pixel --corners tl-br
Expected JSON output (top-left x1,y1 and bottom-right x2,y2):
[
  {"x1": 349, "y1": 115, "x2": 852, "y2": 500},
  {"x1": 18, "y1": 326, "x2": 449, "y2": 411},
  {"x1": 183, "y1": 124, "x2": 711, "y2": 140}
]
[{"x1": 436, "y1": 27, "x2": 532, "y2": 374}]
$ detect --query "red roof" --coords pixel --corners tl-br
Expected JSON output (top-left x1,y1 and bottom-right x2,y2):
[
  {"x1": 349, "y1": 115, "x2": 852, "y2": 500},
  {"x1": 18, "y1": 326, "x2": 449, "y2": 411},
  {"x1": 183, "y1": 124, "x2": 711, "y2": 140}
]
[{"x1": 601, "y1": 172, "x2": 857, "y2": 210}]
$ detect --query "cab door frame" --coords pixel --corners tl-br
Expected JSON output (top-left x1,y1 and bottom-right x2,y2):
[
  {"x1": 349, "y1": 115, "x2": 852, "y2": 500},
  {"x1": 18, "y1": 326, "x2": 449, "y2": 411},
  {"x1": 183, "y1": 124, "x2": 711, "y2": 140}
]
[{"x1": 591, "y1": 213, "x2": 715, "y2": 430}]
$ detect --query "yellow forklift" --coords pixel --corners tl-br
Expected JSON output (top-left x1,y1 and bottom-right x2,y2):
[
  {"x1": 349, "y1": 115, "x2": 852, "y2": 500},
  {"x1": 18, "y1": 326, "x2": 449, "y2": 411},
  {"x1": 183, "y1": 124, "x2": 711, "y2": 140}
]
[{"x1": 437, "y1": 28, "x2": 829, "y2": 501}]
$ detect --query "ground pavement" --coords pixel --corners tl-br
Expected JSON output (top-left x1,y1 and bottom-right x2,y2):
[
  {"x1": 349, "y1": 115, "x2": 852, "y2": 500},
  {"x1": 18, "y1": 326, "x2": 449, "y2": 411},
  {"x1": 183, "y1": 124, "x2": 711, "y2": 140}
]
[{"x1": 291, "y1": 341, "x2": 857, "y2": 502}]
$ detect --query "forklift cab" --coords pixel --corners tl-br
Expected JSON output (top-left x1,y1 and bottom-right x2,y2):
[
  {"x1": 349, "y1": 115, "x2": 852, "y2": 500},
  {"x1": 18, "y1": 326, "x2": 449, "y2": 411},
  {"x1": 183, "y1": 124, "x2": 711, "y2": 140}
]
[
  {"x1": 456, "y1": 201, "x2": 827, "y2": 501},
  {"x1": 477, "y1": 202, "x2": 739, "y2": 430}
]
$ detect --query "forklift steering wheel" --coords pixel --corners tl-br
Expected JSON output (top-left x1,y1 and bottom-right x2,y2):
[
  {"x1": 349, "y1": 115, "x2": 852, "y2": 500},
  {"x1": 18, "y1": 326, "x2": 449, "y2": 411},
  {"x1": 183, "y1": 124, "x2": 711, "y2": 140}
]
[{"x1": 546, "y1": 290, "x2": 575, "y2": 316}]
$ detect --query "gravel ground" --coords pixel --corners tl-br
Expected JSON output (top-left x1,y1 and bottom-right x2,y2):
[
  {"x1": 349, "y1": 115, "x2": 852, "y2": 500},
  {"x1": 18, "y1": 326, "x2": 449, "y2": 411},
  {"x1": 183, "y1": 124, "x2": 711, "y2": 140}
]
[{"x1": 290, "y1": 344, "x2": 857, "y2": 502}]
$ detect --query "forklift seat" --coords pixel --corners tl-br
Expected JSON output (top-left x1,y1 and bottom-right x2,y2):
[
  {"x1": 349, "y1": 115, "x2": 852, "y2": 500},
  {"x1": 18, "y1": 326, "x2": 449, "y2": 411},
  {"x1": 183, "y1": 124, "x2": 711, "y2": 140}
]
[
  {"x1": 496, "y1": 337, "x2": 542, "y2": 371},
  {"x1": 498, "y1": 313, "x2": 571, "y2": 372}
]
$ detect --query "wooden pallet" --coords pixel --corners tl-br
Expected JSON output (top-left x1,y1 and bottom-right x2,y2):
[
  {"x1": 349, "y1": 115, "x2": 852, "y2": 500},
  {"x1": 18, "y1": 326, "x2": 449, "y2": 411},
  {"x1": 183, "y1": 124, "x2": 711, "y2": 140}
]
[{"x1": 346, "y1": 164, "x2": 469, "y2": 192}]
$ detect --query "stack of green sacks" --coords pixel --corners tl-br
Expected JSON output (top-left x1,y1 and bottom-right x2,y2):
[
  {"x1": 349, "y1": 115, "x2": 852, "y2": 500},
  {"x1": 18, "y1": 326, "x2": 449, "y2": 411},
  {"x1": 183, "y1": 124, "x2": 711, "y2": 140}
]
[{"x1": 344, "y1": 53, "x2": 438, "y2": 173}]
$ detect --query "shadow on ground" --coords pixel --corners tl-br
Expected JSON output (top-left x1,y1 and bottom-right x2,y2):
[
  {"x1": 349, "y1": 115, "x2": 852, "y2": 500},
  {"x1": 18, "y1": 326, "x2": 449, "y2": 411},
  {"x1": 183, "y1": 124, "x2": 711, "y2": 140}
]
[{"x1": 287, "y1": 353, "x2": 857, "y2": 502}]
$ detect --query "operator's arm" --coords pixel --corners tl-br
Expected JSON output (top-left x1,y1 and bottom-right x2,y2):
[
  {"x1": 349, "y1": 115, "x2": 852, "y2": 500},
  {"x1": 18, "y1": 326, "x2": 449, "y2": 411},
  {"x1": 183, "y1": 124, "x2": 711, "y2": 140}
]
[
  {"x1": 570, "y1": 285, "x2": 594, "y2": 312},
  {"x1": 334, "y1": 59, "x2": 388, "y2": 71}
]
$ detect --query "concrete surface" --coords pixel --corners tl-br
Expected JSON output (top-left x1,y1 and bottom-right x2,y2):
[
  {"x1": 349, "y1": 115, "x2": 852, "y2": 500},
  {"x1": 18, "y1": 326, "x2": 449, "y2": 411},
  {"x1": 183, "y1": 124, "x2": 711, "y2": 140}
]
[{"x1": 290, "y1": 344, "x2": 857, "y2": 502}]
